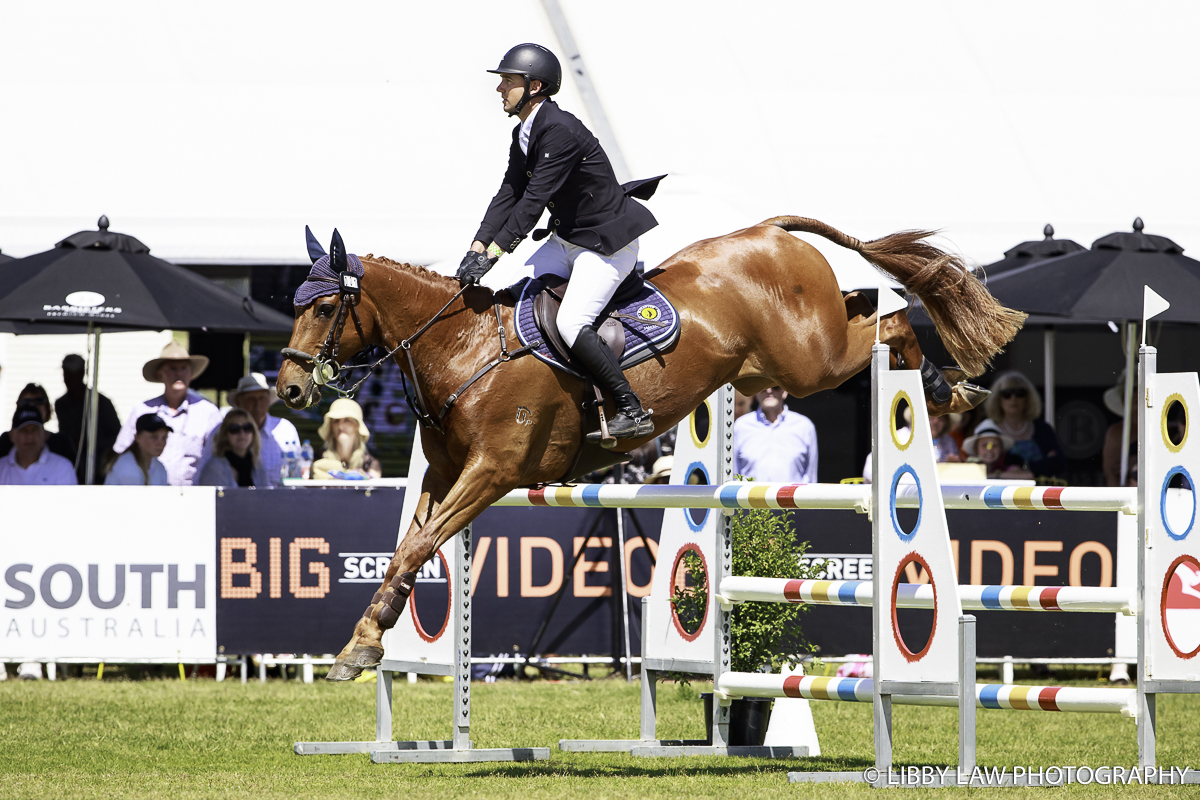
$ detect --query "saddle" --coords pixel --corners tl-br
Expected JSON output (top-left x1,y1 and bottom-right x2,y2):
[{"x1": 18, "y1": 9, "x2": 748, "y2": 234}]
[
  {"x1": 532, "y1": 271, "x2": 644, "y2": 362},
  {"x1": 515, "y1": 270, "x2": 681, "y2": 380}
]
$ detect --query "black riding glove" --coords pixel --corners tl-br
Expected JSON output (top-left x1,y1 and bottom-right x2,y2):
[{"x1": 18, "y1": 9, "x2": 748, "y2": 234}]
[{"x1": 457, "y1": 251, "x2": 497, "y2": 287}]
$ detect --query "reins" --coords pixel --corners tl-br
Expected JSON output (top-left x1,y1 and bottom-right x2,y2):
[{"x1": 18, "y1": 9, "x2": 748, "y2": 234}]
[{"x1": 282, "y1": 272, "x2": 539, "y2": 433}]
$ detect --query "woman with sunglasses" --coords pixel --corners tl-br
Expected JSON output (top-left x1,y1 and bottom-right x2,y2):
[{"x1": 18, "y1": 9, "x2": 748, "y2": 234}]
[
  {"x1": 197, "y1": 409, "x2": 270, "y2": 488},
  {"x1": 982, "y1": 371, "x2": 1066, "y2": 481}
]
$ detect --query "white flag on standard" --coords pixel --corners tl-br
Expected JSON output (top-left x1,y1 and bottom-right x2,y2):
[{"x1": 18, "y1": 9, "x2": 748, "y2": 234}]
[
  {"x1": 875, "y1": 284, "x2": 909, "y2": 343},
  {"x1": 1142, "y1": 286, "x2": 1171, "y2": 345}
]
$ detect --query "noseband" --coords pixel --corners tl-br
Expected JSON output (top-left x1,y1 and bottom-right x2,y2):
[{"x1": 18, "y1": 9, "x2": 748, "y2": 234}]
[{"x1": 282, "y1": 273, "x2": 540, "y2": 433}]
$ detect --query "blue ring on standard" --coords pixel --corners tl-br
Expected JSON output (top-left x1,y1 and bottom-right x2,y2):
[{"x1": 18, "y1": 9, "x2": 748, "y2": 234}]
[
  {"x1": 684, "y1": 461, "x2": 710, "y2": 532},
  {"x1": 1160, "y1": 466, "x2": 1195, "y2": 541},
  {"x1": 890, "y1": 464, "x2": 921, "y2": 542}
]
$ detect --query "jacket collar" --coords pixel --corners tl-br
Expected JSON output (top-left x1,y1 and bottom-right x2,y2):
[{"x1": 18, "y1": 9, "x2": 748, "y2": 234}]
[{"x1": 522, "y1": 99, "x2": 556, "y2": 164}]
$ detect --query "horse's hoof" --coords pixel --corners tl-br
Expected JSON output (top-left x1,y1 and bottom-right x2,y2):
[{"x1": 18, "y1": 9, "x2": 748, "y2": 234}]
[
  {"x1": 954, "y1": 382, "x2": 990, "y2": 411},
  {"x1": 344, "y1": 644, "x2": 384, "y2": 669},
  {"x1": 325, "y1": 660, "x2": 364, "y2": 682}
]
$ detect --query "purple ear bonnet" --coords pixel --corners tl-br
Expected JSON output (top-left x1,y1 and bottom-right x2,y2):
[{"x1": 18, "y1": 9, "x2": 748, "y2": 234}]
[{"x1": 294, "y1": 253, "x2": 364, "y2": 307}]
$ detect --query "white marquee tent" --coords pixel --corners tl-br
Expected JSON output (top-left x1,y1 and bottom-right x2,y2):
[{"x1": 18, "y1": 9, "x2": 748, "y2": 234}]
[{"x1": 1, "y1": 1, "x2": 1198, "y2": 430}]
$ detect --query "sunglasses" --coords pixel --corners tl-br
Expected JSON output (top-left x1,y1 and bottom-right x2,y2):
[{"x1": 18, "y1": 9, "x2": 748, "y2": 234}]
[
  {"x1": 999, "y1": 388, "x2": 1028, "y2": 400},
  {"x1": 227, "y1": 423, "x2": 256, "y2": 435}
]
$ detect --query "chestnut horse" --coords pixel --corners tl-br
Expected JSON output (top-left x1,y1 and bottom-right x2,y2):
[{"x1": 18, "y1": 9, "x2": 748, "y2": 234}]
[{"x1": 277, "y1": 217, "x2": 1024, "y2": 681}]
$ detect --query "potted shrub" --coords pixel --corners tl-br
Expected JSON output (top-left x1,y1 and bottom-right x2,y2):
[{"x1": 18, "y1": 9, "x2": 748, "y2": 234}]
[{"x1": 669, "y1": 504, "x2": 824, "y2": 746}]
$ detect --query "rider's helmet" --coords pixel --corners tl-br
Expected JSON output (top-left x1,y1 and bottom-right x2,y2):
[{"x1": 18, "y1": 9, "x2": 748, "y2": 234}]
[{"x1": 488, "y1": 43, "x2": 561, "y2": 116}]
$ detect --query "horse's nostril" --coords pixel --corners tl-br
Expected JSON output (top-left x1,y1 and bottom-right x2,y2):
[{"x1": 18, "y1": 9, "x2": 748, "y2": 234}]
[{"x1": 285, "y1": 385, "x2": 301, "y2": 402}]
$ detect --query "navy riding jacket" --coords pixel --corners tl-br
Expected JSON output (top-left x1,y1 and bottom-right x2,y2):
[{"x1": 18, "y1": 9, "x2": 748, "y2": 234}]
[{"x1": 474, "y1": 100, "x2": 663, "y2": 257}]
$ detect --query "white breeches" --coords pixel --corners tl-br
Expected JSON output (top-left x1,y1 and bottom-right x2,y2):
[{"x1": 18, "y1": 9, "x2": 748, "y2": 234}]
[{"x1": 526, "y1": 234, "x2": 639, "y2": 348}]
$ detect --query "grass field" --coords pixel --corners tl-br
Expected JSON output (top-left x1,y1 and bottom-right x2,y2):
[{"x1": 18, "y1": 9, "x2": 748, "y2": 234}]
[{"x1": 1, "y1": 672, "x2": 1197, "y2": 798}]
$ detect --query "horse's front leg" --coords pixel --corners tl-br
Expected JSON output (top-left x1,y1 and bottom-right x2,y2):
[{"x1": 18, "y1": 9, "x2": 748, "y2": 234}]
[{"x1": 326, "y1": 460, "x2": 517, "y2": 682}]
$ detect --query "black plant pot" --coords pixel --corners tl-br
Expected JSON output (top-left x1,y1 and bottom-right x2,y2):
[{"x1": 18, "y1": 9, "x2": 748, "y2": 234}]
[{"x1": 701, "y1": 693, "x2": 774, "y2": 747}]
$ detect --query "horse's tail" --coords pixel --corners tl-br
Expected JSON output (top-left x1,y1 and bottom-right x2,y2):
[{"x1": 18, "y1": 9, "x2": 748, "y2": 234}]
[{"x1": 763, "y1": 216, "x2": 1025, "y2": 378}]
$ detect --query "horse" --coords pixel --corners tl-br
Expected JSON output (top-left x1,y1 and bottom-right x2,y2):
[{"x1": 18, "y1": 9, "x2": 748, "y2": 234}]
[{"x1": 277, "y1": 216, "x2": 1025, "y2": 681}]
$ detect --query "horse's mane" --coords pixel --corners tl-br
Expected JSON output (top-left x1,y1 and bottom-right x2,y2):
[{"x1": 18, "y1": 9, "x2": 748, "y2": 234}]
[{"x1": 360, "y1": 254, "x2": 459, "y2": 292}]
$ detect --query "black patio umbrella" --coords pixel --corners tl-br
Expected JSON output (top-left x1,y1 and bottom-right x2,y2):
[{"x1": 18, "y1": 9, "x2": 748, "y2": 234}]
[
  {"x1": 983, "y1": 218, "x2": 1200, "y2": 324},
  {"x1": 0, "y1": 217, "x2": 294, "y2": 482},
  {"x1": 0, "y1": 217, "x2": 293, "y2": 333},
  {"x1": 980, "y1": 224, "x2": 1086, "y2": 278}
]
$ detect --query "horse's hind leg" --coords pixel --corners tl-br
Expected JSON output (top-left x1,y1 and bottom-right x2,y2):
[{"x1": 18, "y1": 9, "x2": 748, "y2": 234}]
[
  {"x1": 327, "y1": 460, "x2": 516, "y2": 682},
  {"x1": 877, "y1": 303, "x2": 989, "y2": 416}
]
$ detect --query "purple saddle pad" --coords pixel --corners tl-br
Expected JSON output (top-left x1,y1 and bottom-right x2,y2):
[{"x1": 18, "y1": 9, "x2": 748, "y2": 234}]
[{"x1": 515, "y1": 278, "x2": 680, "y2": 379}]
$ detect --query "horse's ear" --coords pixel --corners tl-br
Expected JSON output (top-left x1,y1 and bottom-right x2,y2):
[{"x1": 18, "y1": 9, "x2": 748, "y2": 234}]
[
  {"x1": 305, "y1": 225, "x2": 327, "y2": 263},
  {"x1": 330, "y1": 228, "x2": 348, "y2": 272}
]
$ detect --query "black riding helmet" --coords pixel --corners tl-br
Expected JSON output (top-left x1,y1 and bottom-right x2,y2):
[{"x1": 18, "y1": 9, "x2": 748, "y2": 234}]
[{"x1": 488, "y1": 43, "x2": 561, "y2": 116}]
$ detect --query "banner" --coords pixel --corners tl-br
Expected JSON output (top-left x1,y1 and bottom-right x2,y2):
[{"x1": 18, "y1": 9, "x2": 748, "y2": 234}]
[
  {"x1": 214, "y1": 488, "x2": 661, "y2": 657},
  {"x1": 792, "y1": 508, "x2": 1121, "y2": 659},
  {"x1": 0, "y1": 487, "x2": 216, "y2": 661}
]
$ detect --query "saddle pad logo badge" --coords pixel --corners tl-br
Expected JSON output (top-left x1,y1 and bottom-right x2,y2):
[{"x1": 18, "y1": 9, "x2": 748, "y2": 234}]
[{"x1": 636, "y1": 305, "x2": 660, "y2": 322}]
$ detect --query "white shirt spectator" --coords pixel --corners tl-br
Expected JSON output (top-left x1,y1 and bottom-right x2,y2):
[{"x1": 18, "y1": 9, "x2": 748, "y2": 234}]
[
  {"x1": 113, "y1": 390, "x2": 223, "y2": 486},
  {"x1": 197, "y1": 409, "x2": 300, "y2": 486},
  {"x1": 733, "y1": 407, "x2": 818, "y2": 483},
  {"x1": 0, "y1": 447, "x2": 78, "y2": 485},
  {"x1": 104, "y1": 449, "x2": 169, "y2": 486}
]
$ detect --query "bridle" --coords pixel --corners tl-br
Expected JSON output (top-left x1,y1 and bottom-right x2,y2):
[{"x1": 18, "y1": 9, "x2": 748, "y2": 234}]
[{"x1": 281, "y1": 270, "x2": 539, "y2": 434}]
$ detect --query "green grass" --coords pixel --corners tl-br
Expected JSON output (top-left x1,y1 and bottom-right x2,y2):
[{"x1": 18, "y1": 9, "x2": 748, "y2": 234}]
[{"x1": 0, "y1": 673, "x2": 1196, "y2": 798}]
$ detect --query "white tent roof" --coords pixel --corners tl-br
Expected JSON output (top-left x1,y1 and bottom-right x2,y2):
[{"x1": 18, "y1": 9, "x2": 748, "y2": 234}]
[{"x1": 2, "y1": 1, "x2": 1198, "y2": 291}]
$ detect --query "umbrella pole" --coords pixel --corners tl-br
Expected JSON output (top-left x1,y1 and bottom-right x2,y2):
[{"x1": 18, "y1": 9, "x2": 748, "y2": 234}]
[
  {"x1": 1118, "y1": 322, "x2": 1136, "y2": 488},
  {"x1": 75, "y1": 321, "x2": 95, "y2": 474},
  {"x1": 1043, "y1": 326, "x2": 1056, "y2": 425},
  {"x1": 85, "y1": 327, "x2": 102, "y2": 485}
]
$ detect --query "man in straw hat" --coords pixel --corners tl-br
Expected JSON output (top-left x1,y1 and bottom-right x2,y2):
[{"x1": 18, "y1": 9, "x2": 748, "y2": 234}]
[
  {"x1": 197, "y1": 373, "x2": 301, "y2": 485},
  {"x1": 113, "y1": 341, "x2": 223, "y2": 486}
]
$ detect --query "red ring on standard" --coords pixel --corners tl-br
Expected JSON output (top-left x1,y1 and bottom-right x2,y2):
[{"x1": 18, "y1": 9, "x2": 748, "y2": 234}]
[
  {"x1": 669, "y1": 544, "x2": 709, "y2": 642},
  {"x1": 410, "y1": 550, "x2": 452, "y2": 644},
  {"x1": 1161, "y1": 554, "x2": 1200, "y2": 660},
  {"x1": 892, "y1": 552, "x2": 937, "y2": 663}
]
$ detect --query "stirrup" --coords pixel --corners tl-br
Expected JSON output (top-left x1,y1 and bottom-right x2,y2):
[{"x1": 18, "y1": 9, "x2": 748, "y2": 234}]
[{"x1": 586, "y1": 407, "x2": 654, "y2": 445}]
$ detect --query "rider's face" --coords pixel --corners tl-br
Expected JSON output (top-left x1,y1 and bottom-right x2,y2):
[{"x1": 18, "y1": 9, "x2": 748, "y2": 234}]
[{"x1": 496, "y1": 73, "x2": 541, "y2": 115}]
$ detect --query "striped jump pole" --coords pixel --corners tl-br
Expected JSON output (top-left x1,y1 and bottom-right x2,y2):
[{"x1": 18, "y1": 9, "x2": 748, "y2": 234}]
[
  {"x1": 719, "y1": 577, "x2": 1136, "y2": 615},
  {"x1": 495, "y1": 482, "x2": 1135, "y2": 513},
  {"x1": 715, "y1": 673, "x2": 1135, "y2": 716}
]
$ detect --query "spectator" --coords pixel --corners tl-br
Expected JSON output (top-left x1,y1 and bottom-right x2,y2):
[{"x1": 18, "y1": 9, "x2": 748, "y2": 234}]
[
  {"x1": 733, "y1": 386, "x2": 817, "y2": 483},
  {"x1": 930, "y1": 413, "x2": 962, "y2": 463},
  {"x1": 0, "y1": 403, "x2": 78, "y2": 485},
  {"x1": 199, "y1": 373, "x2": 300, "y2": 485},
  {"x1": 105, "y1": 414, "x2": 170, "y2": 486},
  {"x1": 984, "y1": 371, "x2": 1066, "y2": 481},
  {"x1": 54, "y1": 354, "x2": 121, "y2": 483},
  {"x1": 197, "y1": 409, "x2": 271, "y2": 487},
  {"x1": 113, "y1": 342, "x2": 223, "y2": 486},
  {"x1": 0, "y1": 384, "x2": 76, "y2": 464},
  {"x1": 1102, "y1": 372, "x2": 1137, "y2": 487},
  {"x1": 645, "y1": 455, "x2": 673, "y2": 484},
  {"x1": 312, "y1": 398, "x2": 382, "y2": 480},
  {"x1": 963, "y1": 419, "x2": 1033, "y2": 480},
  {"x1": 733, "y1": 390, "x2": 753, "y2": 420},
  {"x1": 863, "y1": 405, "x2": 960, "y2": 482}
]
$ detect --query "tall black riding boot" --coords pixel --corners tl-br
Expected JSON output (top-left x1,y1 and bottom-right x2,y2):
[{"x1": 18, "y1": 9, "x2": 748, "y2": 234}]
[{"x1": 569, "y1": 327, "x2": 654, "y2": 441}]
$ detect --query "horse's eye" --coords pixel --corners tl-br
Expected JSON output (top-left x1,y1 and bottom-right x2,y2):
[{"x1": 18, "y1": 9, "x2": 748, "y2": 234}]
[{"x1": 317, "y1": 304, "x2": 336, "y2": 318}]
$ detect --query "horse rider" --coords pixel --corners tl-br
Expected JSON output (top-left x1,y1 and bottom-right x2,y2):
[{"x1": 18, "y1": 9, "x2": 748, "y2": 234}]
[{"x1": 457, "y1": 43, "x2": 662, "y2": 441}]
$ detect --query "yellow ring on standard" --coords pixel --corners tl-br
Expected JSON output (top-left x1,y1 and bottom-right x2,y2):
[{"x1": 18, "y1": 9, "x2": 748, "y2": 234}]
[
  {"x1": 890, "y1": 391, "x2": 914, "y2": 451},
  {"x1": 1162, "y1": 393, "x2": 1187, "y2": 454},
  {"x1": 690, "y1": 397, "x2": 714, "y2": 449}
]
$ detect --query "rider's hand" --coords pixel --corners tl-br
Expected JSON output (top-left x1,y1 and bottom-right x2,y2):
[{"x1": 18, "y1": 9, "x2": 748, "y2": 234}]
[{"x1": 456, "y1": 250, "x2": 496, "y2": 287}]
